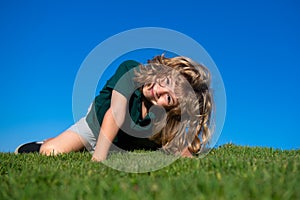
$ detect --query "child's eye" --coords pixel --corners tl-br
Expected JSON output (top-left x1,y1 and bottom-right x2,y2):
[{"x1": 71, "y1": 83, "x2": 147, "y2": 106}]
[
  {"x1": 167, "y1": 95, "x2": 171, "y2": 104},
  {"x1": 166, "y1": 78, "x2": 170, "y2": 85}
]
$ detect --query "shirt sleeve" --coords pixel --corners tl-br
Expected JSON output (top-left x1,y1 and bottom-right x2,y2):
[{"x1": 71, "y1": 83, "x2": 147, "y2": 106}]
[{"x1": 106, "y1": 60, "x2": 140, "y2": 98}]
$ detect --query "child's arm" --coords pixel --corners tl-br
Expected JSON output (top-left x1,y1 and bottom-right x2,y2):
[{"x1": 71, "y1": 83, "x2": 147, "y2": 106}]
[{"x1": 91, "y1": 90, "x2": 127, "y2": 162}]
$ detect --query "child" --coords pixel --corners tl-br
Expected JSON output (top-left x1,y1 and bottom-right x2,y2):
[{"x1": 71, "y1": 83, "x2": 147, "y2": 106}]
[{"x1": 15, "y1": 55, "x2": 213, "y2": 161}]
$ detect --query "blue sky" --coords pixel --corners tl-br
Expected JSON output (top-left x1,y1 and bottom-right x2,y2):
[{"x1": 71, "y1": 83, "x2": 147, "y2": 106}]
[{"x1": 0, "y1": 0, "x2": 299, "y2": 152}]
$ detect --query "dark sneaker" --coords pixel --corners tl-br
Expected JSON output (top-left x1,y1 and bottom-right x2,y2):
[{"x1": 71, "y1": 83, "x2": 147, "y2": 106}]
[{"x1": 14, "y1": 141, "x2": 44, "y2": 154}]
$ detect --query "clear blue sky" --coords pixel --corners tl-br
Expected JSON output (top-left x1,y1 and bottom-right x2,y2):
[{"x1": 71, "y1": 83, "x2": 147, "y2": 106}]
[{"x1": 0, "y1": 0, "x2": 299, "y2": 152}]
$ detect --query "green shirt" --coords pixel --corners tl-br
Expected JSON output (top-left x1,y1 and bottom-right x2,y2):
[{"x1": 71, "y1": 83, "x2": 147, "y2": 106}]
[{"x1": 86, "y1": 60, "x2": 160, "y2": 151}]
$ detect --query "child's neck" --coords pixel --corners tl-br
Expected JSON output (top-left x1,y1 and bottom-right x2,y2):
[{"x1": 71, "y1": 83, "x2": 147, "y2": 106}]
[
  {"x1": 141, "y1": 100, "x2": 148, "y2": 119},
  {"x1": 141, "y1": 97, "x2": 153, "y2": 119}
]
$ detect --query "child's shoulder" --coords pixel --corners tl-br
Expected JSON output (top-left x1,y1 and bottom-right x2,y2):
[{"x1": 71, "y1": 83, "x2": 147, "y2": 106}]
[
  {"x1": 119, "y1": 60, "x2": 140, "y2": 69},
  {"x1": 114, "y1": 60, "x2": 141, "y2": 76}
]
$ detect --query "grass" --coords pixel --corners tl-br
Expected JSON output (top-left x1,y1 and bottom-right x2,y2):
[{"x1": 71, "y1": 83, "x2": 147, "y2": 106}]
[{"x1": 0, "y1": 144, "x2": 299, "y2": 200}]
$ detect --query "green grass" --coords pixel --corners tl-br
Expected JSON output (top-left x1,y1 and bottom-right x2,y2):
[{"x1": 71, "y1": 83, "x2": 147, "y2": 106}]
[{"x1": 0, "y1": 144, "x2": 299, "y2": 200}]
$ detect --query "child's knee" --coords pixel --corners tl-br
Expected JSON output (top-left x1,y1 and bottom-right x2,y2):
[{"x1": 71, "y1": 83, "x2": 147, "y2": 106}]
[{"x1": 39, "y1": 142, "x2": 60, "y2": 156}]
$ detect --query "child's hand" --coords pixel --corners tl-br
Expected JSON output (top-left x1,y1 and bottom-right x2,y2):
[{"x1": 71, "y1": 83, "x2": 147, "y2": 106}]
[
  {"x1": 181, "y1": 147, "x2": 193, "y2": 158},
  {"x1": 91, "y1": 156, "x2": 103, "y2": 162}
]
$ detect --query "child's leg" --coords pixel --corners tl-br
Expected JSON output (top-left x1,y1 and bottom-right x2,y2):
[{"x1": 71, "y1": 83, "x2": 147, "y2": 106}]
[{"x1": 40, "y1": 130, "x2": 85, "y2": 155}]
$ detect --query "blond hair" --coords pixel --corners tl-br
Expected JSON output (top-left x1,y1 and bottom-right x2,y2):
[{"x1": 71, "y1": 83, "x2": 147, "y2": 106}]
[{"x1": 134, "y1": 55, "x2": 214, "y2": 155}]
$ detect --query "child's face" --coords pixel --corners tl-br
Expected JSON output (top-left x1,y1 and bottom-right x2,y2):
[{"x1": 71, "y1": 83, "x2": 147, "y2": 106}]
[{"x1": 142, "y1": 76, "x2": 178, "y2": 109}]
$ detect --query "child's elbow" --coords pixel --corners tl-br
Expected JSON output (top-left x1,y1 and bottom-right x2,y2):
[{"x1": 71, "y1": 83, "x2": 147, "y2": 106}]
[{"x1": 110, "y1": 106, "x2": 126, "y2": 127}]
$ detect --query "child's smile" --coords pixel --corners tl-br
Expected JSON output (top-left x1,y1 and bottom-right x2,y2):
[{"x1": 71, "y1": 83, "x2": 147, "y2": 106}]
[{"x1": 142, "y1": 77, "x2": 178, "y2": 109}]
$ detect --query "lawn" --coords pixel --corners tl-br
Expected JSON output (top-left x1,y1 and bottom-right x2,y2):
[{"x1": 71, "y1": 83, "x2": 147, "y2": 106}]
[{"x1": 0, "y1": 144, "x2": 299, "y2": 200}]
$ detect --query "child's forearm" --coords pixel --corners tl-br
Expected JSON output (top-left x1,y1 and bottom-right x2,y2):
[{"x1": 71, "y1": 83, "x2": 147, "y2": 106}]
[
  {"x1": 91, "y1": 108, "x2": 121, "y2": 162},
  {"x1": 92, "y1": 90, "x2": 127, "y2": 162}
]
